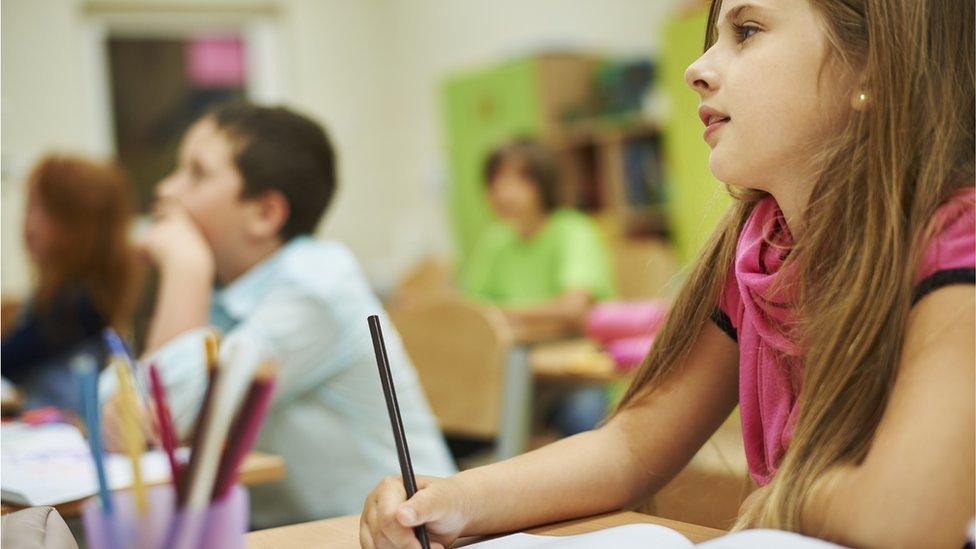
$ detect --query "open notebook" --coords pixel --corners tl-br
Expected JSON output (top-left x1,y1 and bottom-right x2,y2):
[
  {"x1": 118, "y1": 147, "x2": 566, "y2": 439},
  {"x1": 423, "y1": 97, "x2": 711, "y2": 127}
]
[
  {"x1": 1, "y1": 422, "x2": 180, "y2": 507},
  {"x1": 467, "y1": 523, "x2": 844, "y2": 548}
]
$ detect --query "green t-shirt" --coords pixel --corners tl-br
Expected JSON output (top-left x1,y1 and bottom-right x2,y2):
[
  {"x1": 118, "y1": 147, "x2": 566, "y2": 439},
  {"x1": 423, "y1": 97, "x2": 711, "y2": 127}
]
[{"x1": 461, "y1": 209, "x2": 615, "y2": 306}]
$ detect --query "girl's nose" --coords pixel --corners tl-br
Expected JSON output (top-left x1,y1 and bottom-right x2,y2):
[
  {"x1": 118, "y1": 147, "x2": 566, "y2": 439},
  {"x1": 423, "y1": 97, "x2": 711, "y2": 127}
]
[{"x1": 684, "y1": 52, "x2": 720, "y2": 96}]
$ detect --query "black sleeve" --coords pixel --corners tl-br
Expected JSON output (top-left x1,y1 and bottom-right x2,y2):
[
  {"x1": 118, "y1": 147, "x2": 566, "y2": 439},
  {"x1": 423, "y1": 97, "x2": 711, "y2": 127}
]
[
  {"x1": 1, "y1": 292, "x2": 106, "y2": 382},
  {"x1": 710, "y1": 308, "x2": 738, "y2": 343},
  {"x1": 912, "y1": 268, "x2": 976, "y2": 306},
  {"x1": 1, "y1": 305, "x2": 50, "y2": 382}
]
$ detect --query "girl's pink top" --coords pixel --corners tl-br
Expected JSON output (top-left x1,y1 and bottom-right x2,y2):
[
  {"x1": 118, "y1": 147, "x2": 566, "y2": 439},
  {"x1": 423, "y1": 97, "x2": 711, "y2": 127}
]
[{"x1": 715, "y1": 187, "x2": 975, "y2": 485}]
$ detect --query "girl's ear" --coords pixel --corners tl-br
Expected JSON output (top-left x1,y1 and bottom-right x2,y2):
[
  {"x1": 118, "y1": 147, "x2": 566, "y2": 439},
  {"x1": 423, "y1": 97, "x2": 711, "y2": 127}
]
[{"x1": 246, "y1": 189, "x2": 290, "y2": 241}]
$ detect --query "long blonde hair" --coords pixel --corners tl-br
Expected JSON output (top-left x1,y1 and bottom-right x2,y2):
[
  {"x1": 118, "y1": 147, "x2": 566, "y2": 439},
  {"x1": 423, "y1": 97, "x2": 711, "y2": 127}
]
[{"x1": 615, "y1": 0, "x2": 974, "y2": 532}]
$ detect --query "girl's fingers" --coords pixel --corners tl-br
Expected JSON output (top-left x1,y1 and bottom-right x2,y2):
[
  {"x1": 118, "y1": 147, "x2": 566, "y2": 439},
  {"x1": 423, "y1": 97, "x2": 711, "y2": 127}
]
[{"x1": 375, "y1": 478, "x2": 419, "y2": 548}]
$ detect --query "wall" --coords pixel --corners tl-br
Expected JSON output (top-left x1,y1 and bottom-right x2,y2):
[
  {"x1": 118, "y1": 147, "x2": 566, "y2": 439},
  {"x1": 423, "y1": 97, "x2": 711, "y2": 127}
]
[{"x1": 1, "y1": 0, "x2": 681, "y2": 297}]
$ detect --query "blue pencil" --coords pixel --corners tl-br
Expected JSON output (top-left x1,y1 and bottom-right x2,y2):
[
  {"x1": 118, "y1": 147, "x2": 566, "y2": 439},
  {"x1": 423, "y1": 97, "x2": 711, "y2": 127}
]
[
  {"x1": 103, "y1": 329, "x2": 129, "y2": 357},
  {"x1": 73, "y1": 355, "x2": 113, "y2": 514},
  {"x1": 103, "y1": 328, "x2": 150, "y2": 408}
]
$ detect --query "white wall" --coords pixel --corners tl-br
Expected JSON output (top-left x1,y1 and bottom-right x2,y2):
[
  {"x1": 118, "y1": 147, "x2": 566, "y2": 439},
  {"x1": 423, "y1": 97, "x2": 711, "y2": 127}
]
[
  {"x1": 1, "y1": 0, "x2": 108, "y2": 297},
  {"x1": 1, "y1": 0, "x2": 680, "y2": 297}
]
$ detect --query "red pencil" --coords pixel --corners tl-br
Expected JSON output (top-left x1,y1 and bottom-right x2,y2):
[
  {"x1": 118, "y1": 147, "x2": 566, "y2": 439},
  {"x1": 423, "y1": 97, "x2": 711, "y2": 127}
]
[
  {"x1": 148, "y1": 363, "x2": 182, "y2": 496},
  {"x1": 211, "y1": 360, "x2": 278, "y2": 500}
]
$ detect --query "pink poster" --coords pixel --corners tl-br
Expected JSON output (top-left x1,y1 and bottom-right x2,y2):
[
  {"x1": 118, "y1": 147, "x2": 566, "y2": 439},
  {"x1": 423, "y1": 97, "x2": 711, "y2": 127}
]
[{"x1": 186, "y1": 36, "x2": 246, "y2": 88}]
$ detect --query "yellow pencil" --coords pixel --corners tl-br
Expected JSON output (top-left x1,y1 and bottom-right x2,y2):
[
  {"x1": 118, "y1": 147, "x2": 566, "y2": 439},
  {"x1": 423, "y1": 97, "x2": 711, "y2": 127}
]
[
  {"x1": 115, "y1": 358, "x2": 149, "y2": 513},
  {"x1": 205, "y1": 331, "x2": 220, "y2": 370}
]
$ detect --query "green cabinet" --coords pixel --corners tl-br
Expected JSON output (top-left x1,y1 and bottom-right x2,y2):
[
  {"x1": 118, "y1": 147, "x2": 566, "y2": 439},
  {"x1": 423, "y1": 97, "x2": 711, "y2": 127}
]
[
  {"x1": 442, "y1": 59, "x2": 543, "y2": 264},
  {"x1": 659, "y1": 9, "x2": 732, "y2": 264},
  {"x1": 441, "y1": 55, "x2": 596, "y2": 267}
]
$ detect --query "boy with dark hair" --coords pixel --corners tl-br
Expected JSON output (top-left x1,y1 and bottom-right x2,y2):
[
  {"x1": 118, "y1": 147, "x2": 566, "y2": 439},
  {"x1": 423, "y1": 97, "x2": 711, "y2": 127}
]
[{"x1": 101, "y1": 102, "x2": 455, "y2": 527}]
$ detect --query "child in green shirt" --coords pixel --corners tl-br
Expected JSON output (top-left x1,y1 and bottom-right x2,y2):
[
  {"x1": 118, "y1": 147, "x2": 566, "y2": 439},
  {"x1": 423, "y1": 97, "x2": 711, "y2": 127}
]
[{"x1": 462, "y1": 139, "x2": 615, "y2": 434}]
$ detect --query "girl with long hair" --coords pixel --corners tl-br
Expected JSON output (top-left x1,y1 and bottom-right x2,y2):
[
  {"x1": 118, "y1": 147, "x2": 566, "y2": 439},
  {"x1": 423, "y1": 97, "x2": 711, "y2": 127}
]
[
  {"x1": 361, "y1": 0, "x2": 975, "y2": 546},
  {"x1": 2, "y1": 155, "x2": 141, "y2": 409}
]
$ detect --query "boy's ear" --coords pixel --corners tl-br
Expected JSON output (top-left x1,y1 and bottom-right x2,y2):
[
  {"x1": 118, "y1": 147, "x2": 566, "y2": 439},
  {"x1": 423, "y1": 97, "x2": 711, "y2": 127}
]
[{"x1": 246, "y1": 189, "x2": 290, "y2": 241}]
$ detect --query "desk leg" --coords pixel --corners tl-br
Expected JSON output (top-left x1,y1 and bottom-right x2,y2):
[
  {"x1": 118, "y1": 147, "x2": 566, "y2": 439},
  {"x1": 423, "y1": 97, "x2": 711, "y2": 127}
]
[{"x1": 496, "y1": 345, "x2": 532, "y2": 460}]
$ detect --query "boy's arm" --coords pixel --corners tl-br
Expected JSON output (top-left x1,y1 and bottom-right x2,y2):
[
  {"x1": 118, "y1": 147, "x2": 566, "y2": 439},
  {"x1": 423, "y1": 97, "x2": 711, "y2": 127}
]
[
  {"x1": 229, "y1": 286, "x2": 348, "y2": 405},
  {"x1": 139, "y1": 207, "x2": 215, "y2": 354},
  {"x1": 100, "y1": 206, "x2": 213, "y2": 449}
]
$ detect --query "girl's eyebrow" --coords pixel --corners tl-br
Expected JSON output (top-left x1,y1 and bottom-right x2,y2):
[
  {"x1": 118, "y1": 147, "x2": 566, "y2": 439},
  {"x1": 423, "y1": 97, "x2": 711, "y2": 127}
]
[{"x1": 714, "y1": 3, "x2": 762, "y2": 34}]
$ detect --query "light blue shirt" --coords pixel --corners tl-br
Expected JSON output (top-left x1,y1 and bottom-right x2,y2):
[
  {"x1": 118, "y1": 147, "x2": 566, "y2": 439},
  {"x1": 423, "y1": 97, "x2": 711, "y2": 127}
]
[{"x1": 101, "y1": 237, "x2": 456, "y2": 528}]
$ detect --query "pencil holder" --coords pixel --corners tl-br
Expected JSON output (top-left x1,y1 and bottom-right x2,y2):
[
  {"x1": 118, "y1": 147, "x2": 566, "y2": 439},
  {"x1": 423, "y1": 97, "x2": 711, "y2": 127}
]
[{"x1": 81, "y1": 483, "x2": 248, "y2": 549}]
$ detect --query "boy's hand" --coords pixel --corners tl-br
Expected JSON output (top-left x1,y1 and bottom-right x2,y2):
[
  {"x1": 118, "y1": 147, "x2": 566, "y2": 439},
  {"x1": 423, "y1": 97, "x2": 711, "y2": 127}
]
[{"x1": 138, "y1": 202, "x2": 214, "y2": 276}]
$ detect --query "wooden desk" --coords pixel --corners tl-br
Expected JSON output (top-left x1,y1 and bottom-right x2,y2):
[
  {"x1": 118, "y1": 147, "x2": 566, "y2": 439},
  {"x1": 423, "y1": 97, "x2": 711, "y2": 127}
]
[
  {"x1": 512, "y1": 323, "x2": 577, "y2": 345},
  {"x1": 529, "y1": 338, "x2": 628, "y2": 384},
  {"x1": 0, "y1": 451, "x2": 285, "y2": 518},
  {"x1": 496, "y1": 338, "x2": 625, "y2": 459},
  {"x1": 245, "y1": 510, "x2": 724, "y2": 548}
]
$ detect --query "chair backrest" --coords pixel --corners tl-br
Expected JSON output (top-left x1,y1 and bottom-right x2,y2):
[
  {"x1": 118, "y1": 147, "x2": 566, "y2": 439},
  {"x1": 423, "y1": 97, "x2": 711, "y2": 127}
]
[
  {"x1": 392, "y1": 296, "x2": 513, "y2": 439},
  {"x1": 389, "y1": 256, "x2": 456, "y2": 311},
  {"x1": 612, "y1": 237, "x2": 679, "y2": 300}
]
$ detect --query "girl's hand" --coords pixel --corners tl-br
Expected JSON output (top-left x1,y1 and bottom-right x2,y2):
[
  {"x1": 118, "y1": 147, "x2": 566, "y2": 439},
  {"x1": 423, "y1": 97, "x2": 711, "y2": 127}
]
[
  {"x1": 360, "y1": 475, "x2": 471, "y2": 549},
  {"x1": 138, "y1": 202, "x2": 214, "y2": 275}
]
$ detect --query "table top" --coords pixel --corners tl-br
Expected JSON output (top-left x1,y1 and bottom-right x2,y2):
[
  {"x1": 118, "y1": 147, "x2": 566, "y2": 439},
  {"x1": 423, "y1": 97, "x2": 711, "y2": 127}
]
[
  {"x1": 245, "y1": 510, "x2": 725, "y2": 548},
  {"x1": 529, "y1": 338, "x2": 630, "y2": 384},
  {"x1": 0, "y1": 451, "x2": 285, "y2": 518},
  {"x1": 512, "y1": 323, "x2": 578, "y2": 345}
]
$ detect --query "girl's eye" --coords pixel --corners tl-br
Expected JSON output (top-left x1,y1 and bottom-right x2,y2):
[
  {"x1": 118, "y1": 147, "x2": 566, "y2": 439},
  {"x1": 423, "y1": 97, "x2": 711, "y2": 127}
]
[{"x1": 731, "y1": 22, "x2": 761, "y2": 43}]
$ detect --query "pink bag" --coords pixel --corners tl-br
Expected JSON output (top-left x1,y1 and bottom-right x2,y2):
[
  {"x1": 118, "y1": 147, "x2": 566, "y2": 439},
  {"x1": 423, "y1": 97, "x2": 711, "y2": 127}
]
[
  {"x1": 606, "y1": 335, "x2": 655, "y2": 372},
  {"x1": 585, "y1": 300, "x2": 669, "y2": 344},
  {"x1": 585, "y1": 300, "x2": 670, "y2": 371}
]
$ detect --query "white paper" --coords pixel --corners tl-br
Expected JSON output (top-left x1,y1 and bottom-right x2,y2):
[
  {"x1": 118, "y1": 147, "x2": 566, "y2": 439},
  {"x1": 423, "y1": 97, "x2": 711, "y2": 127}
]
[
  {"x1": 465, "y1": 522, "x2": 845, "y2": 548},
  {"x1": 698, "y1": 529, "x2": 844, "y2": 548},
  {"x1": 1, "y1": 422, "x2": 179, "y2": 506},
  {"x1": 466, "y1": 524, "x2": 694, "y2": 549}
]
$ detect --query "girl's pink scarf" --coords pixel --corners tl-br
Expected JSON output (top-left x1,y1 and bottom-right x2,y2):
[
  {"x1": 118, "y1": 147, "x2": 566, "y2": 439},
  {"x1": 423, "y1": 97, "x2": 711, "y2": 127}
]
[{"x1": 734, "y1": 197, "x2": 802, "y2": 485}]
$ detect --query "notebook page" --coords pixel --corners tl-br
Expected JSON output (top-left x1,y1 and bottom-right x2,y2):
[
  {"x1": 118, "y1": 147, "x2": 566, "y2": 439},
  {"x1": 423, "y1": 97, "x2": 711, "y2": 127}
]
[
  {"x1": 465, "y1": 523, "x2": 694, "y2": 548},
  {"x1": 698, "y1": 529, "x2": 845, "y2": 548},
  {"x1": 1, "y1": 422, "x2": 176, "y2": 506}
]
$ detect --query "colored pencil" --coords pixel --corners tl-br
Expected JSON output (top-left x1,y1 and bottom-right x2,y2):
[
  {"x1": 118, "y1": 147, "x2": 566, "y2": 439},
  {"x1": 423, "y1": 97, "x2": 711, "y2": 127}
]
[
  {"x1": 114, "y1": 357, "x2": 149, "y2": 513},
  {"x1": 183, "y1": 336, "x2": 260, "y2": 510},
  {"x1": 211, "y1": 360, "x2": 277, "y2": 500},
  {"x1": 72, "y1": 355, "x2": 113, "y2": 514},
  {"x1": 148, "y1": 363, "x2": 182, "y2": 496},
  {"x1": 178, "y1": 331, "x2": 221, "y2": 506}
]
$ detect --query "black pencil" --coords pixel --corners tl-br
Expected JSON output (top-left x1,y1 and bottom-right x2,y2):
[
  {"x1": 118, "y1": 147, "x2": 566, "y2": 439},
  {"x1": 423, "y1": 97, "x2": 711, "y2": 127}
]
[{"x1": 368, "y1": 315, "x2": 431, "y2": 549}]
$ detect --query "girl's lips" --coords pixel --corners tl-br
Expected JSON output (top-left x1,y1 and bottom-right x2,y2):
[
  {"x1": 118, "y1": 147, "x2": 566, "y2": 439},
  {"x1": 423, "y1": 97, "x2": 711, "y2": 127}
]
[{"x1": 703, "y1": 118, "x2": 729, "y2": 143}]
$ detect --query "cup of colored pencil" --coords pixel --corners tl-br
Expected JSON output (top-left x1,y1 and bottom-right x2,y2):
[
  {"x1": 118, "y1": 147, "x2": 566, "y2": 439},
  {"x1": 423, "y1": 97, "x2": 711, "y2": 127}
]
[{"x1": 77, "y1": 331, "x2": 278, "y2": 549}]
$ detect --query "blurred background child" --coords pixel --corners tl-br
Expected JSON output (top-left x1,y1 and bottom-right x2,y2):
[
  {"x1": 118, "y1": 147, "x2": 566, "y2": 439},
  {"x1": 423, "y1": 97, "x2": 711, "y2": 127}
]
[
  {"x1": 463, "y1": 139, "x2": 615, "y2": 435},
  {"x1": 1, "y1": 156, "x2": 141, "y2": 410}
]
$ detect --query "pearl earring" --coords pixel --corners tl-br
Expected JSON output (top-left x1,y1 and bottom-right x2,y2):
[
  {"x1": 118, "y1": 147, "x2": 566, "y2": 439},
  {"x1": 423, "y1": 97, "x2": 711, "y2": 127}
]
[{"x1": 852, "y1": 90, "x2": 870, "y2": 110}]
